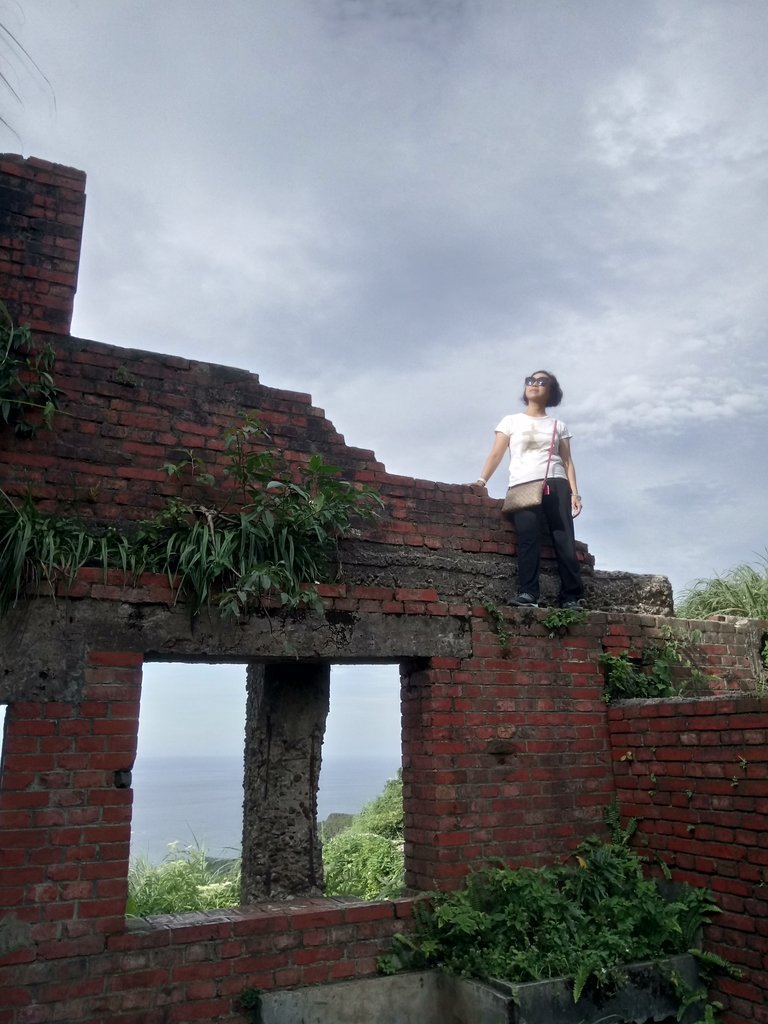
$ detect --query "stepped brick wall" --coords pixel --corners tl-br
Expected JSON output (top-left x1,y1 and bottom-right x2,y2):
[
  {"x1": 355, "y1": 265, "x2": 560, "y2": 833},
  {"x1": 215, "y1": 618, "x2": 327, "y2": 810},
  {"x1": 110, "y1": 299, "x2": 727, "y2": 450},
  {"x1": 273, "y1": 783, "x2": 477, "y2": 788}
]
[{"x1": 0, "y1": 155, "x2": 766, "y2": 1024}]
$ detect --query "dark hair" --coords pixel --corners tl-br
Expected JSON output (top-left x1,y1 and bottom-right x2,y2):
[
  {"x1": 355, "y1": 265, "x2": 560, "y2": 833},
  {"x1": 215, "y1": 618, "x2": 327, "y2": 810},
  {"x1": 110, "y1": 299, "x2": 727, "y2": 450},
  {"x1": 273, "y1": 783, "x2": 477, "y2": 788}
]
[{"x1": 521, "y1": 369, "x2": 563, "y2": 408}]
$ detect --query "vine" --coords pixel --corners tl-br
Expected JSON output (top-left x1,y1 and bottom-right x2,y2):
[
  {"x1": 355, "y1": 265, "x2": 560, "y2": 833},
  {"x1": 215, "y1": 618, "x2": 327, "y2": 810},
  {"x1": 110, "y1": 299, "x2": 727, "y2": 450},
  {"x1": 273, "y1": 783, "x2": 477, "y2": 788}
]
[{"x1": 481, "y1": 598, "x2": 510, "y2": 652}]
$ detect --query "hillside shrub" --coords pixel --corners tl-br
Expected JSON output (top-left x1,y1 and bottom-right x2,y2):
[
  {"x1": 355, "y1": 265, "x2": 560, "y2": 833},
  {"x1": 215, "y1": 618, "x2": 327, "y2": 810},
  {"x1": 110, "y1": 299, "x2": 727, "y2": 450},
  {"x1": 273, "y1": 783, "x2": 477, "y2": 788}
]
[{"x1": 322, "y1": 770, "x2": 404, "y2": 900}]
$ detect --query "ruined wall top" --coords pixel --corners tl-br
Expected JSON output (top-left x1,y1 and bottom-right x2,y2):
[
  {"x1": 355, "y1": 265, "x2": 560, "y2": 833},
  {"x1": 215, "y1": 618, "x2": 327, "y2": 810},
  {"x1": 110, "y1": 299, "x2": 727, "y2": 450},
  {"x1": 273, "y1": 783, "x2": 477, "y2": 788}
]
[
  {"x1": 0, "y1": 154, "x2": 86, "y2": 335},
  {"x1": 0, "y1": 155, "x2": 671, "y2": 615}
]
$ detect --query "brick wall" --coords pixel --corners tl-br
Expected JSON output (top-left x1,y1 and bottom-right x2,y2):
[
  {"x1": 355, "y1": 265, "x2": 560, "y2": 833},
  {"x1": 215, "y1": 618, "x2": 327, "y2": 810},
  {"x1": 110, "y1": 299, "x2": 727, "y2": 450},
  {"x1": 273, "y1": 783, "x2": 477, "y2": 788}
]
[
  {"x1": 609, "y1": 694, "x2": 768, "y2": 1021},
  {"x1": 0, "y1": 330, "x2": 568, "y2": 551},
  {"x1": 2, "y1": 612, "x2": 766, "y2": 1023},
  {"x1": 1, "y1": 155, "x2": 767, "y2": 1024},
  {"x1": 0, "y1": 155, "x2": 85, "y2": 335},
  {"x1": 0, "y1": 647, "x2": 414, "y2": 1024},
  {"x1": 401, "y1": 614, "x2": 614, "y2": 889}
]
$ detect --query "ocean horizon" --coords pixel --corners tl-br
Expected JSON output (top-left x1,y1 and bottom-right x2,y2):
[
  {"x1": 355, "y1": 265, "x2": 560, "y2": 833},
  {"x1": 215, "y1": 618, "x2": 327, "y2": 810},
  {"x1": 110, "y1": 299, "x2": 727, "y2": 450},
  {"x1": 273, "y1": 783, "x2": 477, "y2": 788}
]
[{"x1": 130, "y1": 753, "x2": 401, "y2": 864}]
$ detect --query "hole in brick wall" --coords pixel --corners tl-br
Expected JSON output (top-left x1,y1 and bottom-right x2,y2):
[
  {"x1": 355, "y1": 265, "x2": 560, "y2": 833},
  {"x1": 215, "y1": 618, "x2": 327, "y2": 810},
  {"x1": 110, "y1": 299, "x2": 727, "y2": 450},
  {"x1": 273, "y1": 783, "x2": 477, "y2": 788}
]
[
  {"x1": 320, "y1": 664, "x2": 402, "y2": 822},
  {"x1": 320, "y1": 664, "x2": 402, "y2": 900},
  {"x1": 129, "y1": 662, "x2": 402, "y2": 914},
  {"x1": 132, "y1": 663, "x2": 248, "y2": 865}
]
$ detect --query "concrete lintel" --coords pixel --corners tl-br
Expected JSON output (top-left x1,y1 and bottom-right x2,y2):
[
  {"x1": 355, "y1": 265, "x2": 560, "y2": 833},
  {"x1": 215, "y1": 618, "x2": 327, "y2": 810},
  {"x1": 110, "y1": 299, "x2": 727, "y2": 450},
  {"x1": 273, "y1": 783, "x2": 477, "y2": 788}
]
[{"x1": 0, "y1": 598, "x2": 470, "y2": 703}]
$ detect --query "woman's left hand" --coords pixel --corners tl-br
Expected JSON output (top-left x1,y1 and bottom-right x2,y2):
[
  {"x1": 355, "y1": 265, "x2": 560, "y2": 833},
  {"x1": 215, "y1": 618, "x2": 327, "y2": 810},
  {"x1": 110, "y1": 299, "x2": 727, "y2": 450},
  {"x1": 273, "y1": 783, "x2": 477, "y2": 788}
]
[{"x1": 571, "y1": 494, "x2": 582, "y2": 518}]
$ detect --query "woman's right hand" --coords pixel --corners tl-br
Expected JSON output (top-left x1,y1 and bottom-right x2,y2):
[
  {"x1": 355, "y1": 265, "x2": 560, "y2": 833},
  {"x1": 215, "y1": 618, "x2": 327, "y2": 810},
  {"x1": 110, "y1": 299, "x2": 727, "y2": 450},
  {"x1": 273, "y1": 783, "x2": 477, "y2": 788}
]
[{"x1": 474, "y1": 432, "x2": 508, "y2": 490}]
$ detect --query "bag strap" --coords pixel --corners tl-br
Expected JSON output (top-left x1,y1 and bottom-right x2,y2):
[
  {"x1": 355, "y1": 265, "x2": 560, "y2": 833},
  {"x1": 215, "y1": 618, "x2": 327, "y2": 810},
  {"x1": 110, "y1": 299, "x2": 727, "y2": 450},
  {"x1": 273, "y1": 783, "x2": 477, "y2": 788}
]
[{"x1": 542, "y1": 419, "x2": 557, "y2": 492}]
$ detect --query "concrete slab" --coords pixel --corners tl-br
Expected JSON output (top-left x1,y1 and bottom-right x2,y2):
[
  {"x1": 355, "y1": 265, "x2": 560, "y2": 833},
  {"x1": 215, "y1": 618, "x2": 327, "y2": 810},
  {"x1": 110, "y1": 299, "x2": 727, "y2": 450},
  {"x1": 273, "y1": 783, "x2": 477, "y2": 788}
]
[{"x1": 256, "y1": 955, "x2": 700, "y2": 1024}]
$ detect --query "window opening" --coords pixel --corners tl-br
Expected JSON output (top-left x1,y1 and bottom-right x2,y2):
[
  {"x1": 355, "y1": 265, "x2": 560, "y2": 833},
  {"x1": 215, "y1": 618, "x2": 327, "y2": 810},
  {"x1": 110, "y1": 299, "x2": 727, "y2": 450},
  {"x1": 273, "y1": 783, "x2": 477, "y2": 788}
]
[
  {"x1": 320, "y1": 664, "x2": 401, "y2": 821},
  {"x1": 128, "y1": 660, "x2": 402, "y2": 917},
  {"x1": 131, "y1": 663, "x2": 247, "y2": 866},
  {"x1": 320, "y1": 663, "x2": 403, "y2": 901}
]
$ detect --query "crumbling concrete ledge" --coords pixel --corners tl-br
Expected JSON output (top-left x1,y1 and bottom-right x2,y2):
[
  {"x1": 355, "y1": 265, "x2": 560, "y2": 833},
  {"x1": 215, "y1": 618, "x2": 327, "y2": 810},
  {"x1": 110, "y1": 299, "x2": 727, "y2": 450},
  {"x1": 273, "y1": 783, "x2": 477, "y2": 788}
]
[{"x1": 257, "y1": 954, "x2": 701, "y2": 1024}]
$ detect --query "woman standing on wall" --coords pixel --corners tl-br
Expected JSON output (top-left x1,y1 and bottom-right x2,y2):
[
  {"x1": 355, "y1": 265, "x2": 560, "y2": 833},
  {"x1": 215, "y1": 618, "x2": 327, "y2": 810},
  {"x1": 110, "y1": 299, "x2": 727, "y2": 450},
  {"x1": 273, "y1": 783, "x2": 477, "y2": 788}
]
[{"x1": 474, "y1": 370, "x2": 584, "y2": 608}]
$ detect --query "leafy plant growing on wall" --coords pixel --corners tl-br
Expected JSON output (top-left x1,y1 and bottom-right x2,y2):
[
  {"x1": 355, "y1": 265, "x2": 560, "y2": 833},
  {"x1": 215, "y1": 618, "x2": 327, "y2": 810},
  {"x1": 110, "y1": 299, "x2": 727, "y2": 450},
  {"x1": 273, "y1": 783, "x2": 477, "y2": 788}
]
[
  {"x1": 132, "y1": 415, "x2": 383, "y2": 618},
  {"x1": 0, "y1": 303, "x2": 60, "y2": 436},
  {"x1": 0, "y1": 489, "x2": 123, "y2": 616},
  {"x1": 541, "y1": 606, "x2": 588, "y2": 636},
  {"x1": 481, "y1": 599, "x2": 511, "y2": 652},
  {"x1": 599, "y1": 626, "x2": 714, "y2": 703},
  {"x1": 0, "y1": 414, "x2": 382, "y2": 620}
]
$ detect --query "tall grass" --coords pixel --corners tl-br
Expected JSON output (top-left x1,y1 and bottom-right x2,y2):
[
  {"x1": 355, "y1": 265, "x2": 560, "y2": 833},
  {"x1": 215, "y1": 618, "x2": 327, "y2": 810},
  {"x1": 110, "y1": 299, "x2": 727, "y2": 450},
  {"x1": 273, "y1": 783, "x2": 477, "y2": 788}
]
[
  {"x1": 126, "y1": 842, "x2": 240, "y2": 917},
  {"x1": 676, "y1": 553, "x2": 768, "y2": 619}
]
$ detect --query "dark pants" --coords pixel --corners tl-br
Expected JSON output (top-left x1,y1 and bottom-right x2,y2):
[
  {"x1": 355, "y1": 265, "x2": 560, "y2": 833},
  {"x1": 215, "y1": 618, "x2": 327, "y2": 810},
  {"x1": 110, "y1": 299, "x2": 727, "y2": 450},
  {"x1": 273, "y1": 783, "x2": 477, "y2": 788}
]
[{"x1": 508, "y1": 477, "x2": 583, "y2": 603}]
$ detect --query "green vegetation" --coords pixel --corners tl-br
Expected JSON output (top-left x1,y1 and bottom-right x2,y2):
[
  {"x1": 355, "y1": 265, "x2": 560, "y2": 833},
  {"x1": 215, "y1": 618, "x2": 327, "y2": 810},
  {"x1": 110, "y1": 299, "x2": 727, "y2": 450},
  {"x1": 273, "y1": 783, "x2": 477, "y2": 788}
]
[
  {"x1": 0, "y1": 490, "x2": 122, "y2": 616},
  {"x1": 322, "y1": 771, "x2": 404, "y2": 901},
  {"x1": 322, "y1": 830, "x2": 404, "y2": 900},
  {"x1": 677, "y1": 555, "x2": 768, "y2": 681},
  {"x1": 126, "y1": 842, "x2": 240, "y2": 917},
  {"x1": 320, "y1": 812, "x2": 354, "y2": 840},
  {"x1": 482, "y1": 602, "x2": 588, "y2": 648},
  {"x1": 126, "y1": 773, "x2": 404, "y2": 916},
  {"x1": 0, "y1": 413, "x2": 381, "y2": 619},
  {"x1": 676, "y1": 553, "x2": 768, "y2": 620},
  {"x1": 600, "y1": 626, "x2": 714, "y2": 703},
  {"x1": 0, "y1": 305, "x2": 60, "y2": 437},
  {"x1": 379, "y1": 832, "x2": 723, "y2": 1013},
  {"x1": 481, "y1": 598, "x2": 510, "y2": 651},
  {"x1": 137, "y1": 416, "x2": 382, "y2": 618},
  {"x1": 541, "y1": 606, "x2": 588, "y2": 634},
  {"x1": 238, "y1": 986, "x2": 263, "y2": 1024}
]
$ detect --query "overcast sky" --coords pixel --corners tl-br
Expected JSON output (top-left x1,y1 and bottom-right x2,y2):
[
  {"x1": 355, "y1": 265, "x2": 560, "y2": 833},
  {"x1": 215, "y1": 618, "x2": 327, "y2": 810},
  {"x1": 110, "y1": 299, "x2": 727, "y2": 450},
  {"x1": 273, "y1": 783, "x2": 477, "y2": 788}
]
[{"x1": 2, "y1": 0, "x2": 767, "y2": 759}]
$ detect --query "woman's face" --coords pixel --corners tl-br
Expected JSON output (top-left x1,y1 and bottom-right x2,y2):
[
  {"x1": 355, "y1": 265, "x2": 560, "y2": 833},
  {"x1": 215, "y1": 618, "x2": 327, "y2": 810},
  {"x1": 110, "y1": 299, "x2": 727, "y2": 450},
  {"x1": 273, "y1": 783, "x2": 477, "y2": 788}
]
[{"x1": 524, "y1": 372, "x2": 551, "y2": 401}]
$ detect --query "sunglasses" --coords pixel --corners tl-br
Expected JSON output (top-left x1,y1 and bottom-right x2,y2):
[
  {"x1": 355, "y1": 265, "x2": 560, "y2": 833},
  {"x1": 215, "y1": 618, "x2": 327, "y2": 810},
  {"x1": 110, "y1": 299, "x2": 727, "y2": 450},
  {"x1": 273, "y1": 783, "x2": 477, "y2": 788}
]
[{"x1": 525, "y1": 376, "x2": 550, "y2": 387}]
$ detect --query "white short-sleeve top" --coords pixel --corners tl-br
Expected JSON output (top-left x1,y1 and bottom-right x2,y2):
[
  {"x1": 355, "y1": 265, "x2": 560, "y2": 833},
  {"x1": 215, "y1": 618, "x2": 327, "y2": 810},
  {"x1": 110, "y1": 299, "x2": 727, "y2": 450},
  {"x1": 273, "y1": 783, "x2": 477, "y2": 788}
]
[{"x1": 494, "y1": 413, "x2": 571, "y2": 488}]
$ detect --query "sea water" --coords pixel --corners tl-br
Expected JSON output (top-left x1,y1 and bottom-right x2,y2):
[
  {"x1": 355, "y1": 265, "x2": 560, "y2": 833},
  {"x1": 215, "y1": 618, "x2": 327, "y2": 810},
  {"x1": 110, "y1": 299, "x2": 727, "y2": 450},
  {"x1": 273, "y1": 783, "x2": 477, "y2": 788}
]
[{"x1": 130, "y1": 753, "x2": 400, "y2": 863}]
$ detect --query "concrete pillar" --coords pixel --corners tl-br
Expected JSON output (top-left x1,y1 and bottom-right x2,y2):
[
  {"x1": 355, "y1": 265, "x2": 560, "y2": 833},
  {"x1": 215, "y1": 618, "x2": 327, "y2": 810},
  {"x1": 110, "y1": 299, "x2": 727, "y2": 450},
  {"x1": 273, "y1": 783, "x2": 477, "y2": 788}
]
[{"x1": 241, "y1": 662, "x2": 330, "y2": 901}]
